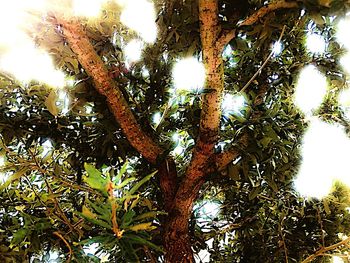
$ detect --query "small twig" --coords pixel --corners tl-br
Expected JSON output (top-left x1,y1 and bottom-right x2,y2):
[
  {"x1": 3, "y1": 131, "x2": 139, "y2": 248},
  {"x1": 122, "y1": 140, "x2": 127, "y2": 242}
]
[
  {"x1": 240, "y1": 25, "x2": 286, "y2": 93},
  {"x1": 301, "y1": 236, "x2": 350, "y2": 263},
  {"x1": 53, "y1": 231, "x2": 72, "y2": 263},
  {"x1": 279, "y1": 217, "x2": 289, "y2": 263},
  {"x1": 317, "y1": 207, "x2": 325, "y2": 247}
]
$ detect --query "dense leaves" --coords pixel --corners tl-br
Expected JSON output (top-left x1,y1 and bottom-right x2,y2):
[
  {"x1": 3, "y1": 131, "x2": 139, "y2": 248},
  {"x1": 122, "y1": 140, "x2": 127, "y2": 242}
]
[{"x1": 2, "y1": 0, "x2": 350, "y2": 262}]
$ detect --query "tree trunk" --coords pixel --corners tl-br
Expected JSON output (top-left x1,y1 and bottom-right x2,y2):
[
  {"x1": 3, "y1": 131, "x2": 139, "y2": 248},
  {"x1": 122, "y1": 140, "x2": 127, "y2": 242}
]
[{"x1": 163, "y1": 177, "x2": 205, "y2": 263}]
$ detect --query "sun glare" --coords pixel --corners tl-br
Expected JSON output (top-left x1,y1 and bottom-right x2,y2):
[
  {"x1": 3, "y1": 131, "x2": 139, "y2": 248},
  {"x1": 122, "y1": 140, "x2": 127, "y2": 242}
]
[
  {"x1": 294, "y1": 65, "x2": 327, "y2": 115},
  {"x1": 72, "y1": 0, "x2": 105, "y2": 17},
  {"x1": 338, "y1": 88, "x2": 350, "y2": 120},
  {"x1": 172, "y1": 57, "x2": 206, "y2": 92},
  {"x1": 222, "y1": 93, "x2": 247, "y2": 117},
  {"x1": 120, "y1": 0, "x2": 157, "y2": 43},
  {"x1": 123, "y1": 39, "x2": 144, "y2": 65},
  {"x1": 337, "y1": 16, "x2": 350, "y2": 50},
  {"x1": 305, "y1": 33, "x2": 326, "y2": 54},
  {"x1": 0, "y1": 45, "x2": 65, "y2": 88},
  {"x1": 272, "y1": 41, "x2": 283, "y2": 56},
  {"x1": 333, "y1": 256, "x2": 345, "y2": 263},
  {"x1": 294, "y1": 118, "x2": 350, "y2": 198}
]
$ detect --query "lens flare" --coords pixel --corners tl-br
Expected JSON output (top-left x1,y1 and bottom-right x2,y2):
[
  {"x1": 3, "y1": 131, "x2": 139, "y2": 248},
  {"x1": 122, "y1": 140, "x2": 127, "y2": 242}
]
[
  {"x1": 123, "y1": 39, "x2": 144, "y2": 64},
  {"x1": 222, "y1": 93, "x2": 247, "y2": 117},
  {"x1": 172, "y1": 57, "x2": 206, "y2": 92},
  {"x1": 0, "y1": 44, "x2": 65, "y2": 88},
  {"x1": 294, "y1": 65, "x2": 327, "y2": 114},
  {"x1": 294, "y1": 118, "x2": 350, "y2": 199},
  {"x1": 305, "y1": 33, "x2": 326, "y2": 54},
  {"x1": 72, "y1": 0, "x2": 105, "y2": 17},
  {"x1": 120, "y1": 0, "x2": 157, "y2": 43}
]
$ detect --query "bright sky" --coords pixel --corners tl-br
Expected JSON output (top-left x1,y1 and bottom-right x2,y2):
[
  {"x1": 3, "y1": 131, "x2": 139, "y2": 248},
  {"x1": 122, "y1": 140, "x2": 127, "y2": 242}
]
[
  {"x1": 294, "y1": 65, "x2": 328, "y2": 115},
  {"x1": 172, "y1": 57, "x2": 206, "y2": 92},
  {"x1": 293, "y1": 15, "x2": 350, "y2": 200},
  {"x1": 222, "y1": 93, "x2": 247, "y2": 117},
  {"x1": 293, "y1": 118, "x2": 350, "y2": 198},
  {"x1": 0, "y1": 0, "x2": 158, "y2": 89},
  {"x1": 305, "y1": 33, "x2": 326, "y2": 54}
]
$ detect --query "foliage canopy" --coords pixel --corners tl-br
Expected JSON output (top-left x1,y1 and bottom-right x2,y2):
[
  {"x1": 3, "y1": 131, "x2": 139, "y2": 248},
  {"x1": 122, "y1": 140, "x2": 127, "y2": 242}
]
[{"x1": 2, "y1": 0, "x2": 350, "y2": 262}]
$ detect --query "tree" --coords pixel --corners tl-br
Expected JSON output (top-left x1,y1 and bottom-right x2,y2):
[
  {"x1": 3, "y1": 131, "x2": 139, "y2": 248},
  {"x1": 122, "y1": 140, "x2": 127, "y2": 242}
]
[{"x1": 1, "y1": 0, "x2": 350, "y2": 262}]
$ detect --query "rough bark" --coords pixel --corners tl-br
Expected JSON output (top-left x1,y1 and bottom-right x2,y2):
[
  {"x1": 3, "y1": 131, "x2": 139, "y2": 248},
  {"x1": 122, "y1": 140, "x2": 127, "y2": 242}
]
[
  {"x1": 163, "y1": 1, "x2": 224, "y2": 262},
  {"x1": 56, "y1": 18, "x2": 162, "y2": 164},
  {"x1": 163, "y1": 177, "x2": 205, "y2": 263},
  {"x1": 159, "y1": 157, "x2": 178, "y2": 212}
]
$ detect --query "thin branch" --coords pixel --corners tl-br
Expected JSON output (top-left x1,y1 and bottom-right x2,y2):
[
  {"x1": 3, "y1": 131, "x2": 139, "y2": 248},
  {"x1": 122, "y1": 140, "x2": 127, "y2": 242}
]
[
  {"x1": 217, "y1": 0, "x2": 298, "y2": 49},
  {"x1": 185, "y1": 0, "x2": 224, "y2": 182},
  {"x1": 301, "y1": 237, "x2": 350, "y2": 263},
  {"x1": 213, "y1": 133, "x2": 249, "y2": 171},
  {"x1": 53, "y1": 231, "x2": 72, "y2": 263},
  {"x1": 240, "y1": 25, "x2": 286, "y2": 93},
  {"x1": 53, "y1": 17, "x2": 163, "y2": 164},
  {"x1": 239, "y1": 1, "x2": 298, "y2": 27}
]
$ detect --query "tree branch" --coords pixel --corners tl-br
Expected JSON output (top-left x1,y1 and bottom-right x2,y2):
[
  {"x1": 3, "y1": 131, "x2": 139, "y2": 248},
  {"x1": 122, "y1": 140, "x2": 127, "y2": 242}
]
[
  {"x1": 301, "y1": 236, "x2": 350, "y2": 263},
  {"x1": 214, "y1": 133, "x2": 249, "y2": 171},
  {"x1": 185, "y1": 0, "x2": 224, "y2": 182},
  {"x1": 55, "y1": 18, "x2": 163, "y2": 164},
  {"x1": 217, "y1": 0, "x2": 298, "y2": 51}
]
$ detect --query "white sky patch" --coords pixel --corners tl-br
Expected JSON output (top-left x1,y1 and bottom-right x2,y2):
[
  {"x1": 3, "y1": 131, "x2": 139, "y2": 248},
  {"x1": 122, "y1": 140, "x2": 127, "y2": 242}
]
[
  {"x1": 0, "y1": 156, "x2": 5, "y2": 167},
  {"x1": 222, "y1": 93, "x2": 247, "y2": 117},
  {"x1": 294, "y1": 65, "x2": 327, "y2": 115},
  {"x1": 120, "y1": 0, "x2": 157, "y2": 43},
  {"x1": 196, "y1": 238, "x2": 213, "y2": 263},
  {"x1": 340, "y1": 53, "x2": 350, "y2": 74},
  {"x1": 294, "y1": 118, "x2": 350, "y2": 199},
  {"x1": 48, "y1": 251, "x2": 59, "y2": 262},
  {"x1": 123, "y1": 39, "x2": 143, "y2": 65},
  {"x1": 72, "y1": 0, "x2": 105, "y2": 17},
  {"x1": 0, "y1": 1, "x2": 66, "y2": 88},
  {"x1": 272, "y1": 41, "x2": 283, "y2": 56},
  {"x1": 152, "y1": 112, "x2": 162, "y2": 126},
  {"x1": 172, "y1": 57, "x2": 206, "y2": 92},
  {"x1": 337, "y1": 17, "x2": 350, "y2": 50},
  {"x1": 305, "y1": 33, "x2": 326, "y2": 54},
  {"x1": 223, "y1": 45, "x2": 233, "y2": 58},
  {"x1": 333, "y1": 256, "x2": 345, "y2": 263},
  {"x1": 194, "y1": 201, "x2": 221, "y2": 228},
  {"x1": 338, "y1": 88, "x2": 350, "y2": 120},
  {"x1": 57, "y1": 90, "x2": 70, "y2": 115},
  {"x1": 0, "y1": 45, "x2": 65, "y2": 88},
  {"x1": 40, "y1": 139, "x2": 54, "y2": 159}
]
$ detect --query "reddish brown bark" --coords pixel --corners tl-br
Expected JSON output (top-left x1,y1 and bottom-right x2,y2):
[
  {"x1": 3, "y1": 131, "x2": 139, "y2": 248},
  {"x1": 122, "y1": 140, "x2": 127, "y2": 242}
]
[
  {"x1": 163, "y1": 1, "x2": 224, "y2": 262},
  {"x1": 56, "y1": 18, "x2": 162, "y2": 164},
  {"x1": 218, "y1": 0, "x2": 299, "y2": 49},
  {"x1": 54, "y1": 1, "x2": 301, "y2": 262}
]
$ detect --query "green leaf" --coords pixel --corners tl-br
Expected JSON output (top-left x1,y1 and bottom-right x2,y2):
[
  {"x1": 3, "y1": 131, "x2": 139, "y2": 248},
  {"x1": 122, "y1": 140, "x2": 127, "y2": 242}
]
[
  {"x1": 0, "y1": 167, "x2": 29, "y2": 191},
  {"x1": 115, "y1": 177, "x2": 136, "y2": 189},
  {"x1": 125, "y1": 234, "x2": 163, "y2": 252},
  {"x1": 134, "y1": 211, "x2": 166, "y2": 221},
  {"x1": 249, "y1": 187, "x2": 261, "y2": 201},
  {"x1": 128, "y1": 171, "x2": 157, "y2": 195},
  {"x1": 114, "y1": 162, "x2": 128, "y2": 184},
  {"x1": 121, "y1": 210, "x2": 136, "y2": 228},
  {"x1": 127, "y1": 222, "x2": 156, "y2": 232},
  {"x1": 10, "y1": 229, "x2": 28, "y2": 248},
  {"x1": 45, "y1": 90, "x2": 59, "y2": 116},
  {"x1": 84, "y1": 163, "x2": 109, "y2": 196},
  {"x1": 76, "y1": 211, "x2": 112, "y2": 229}
]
